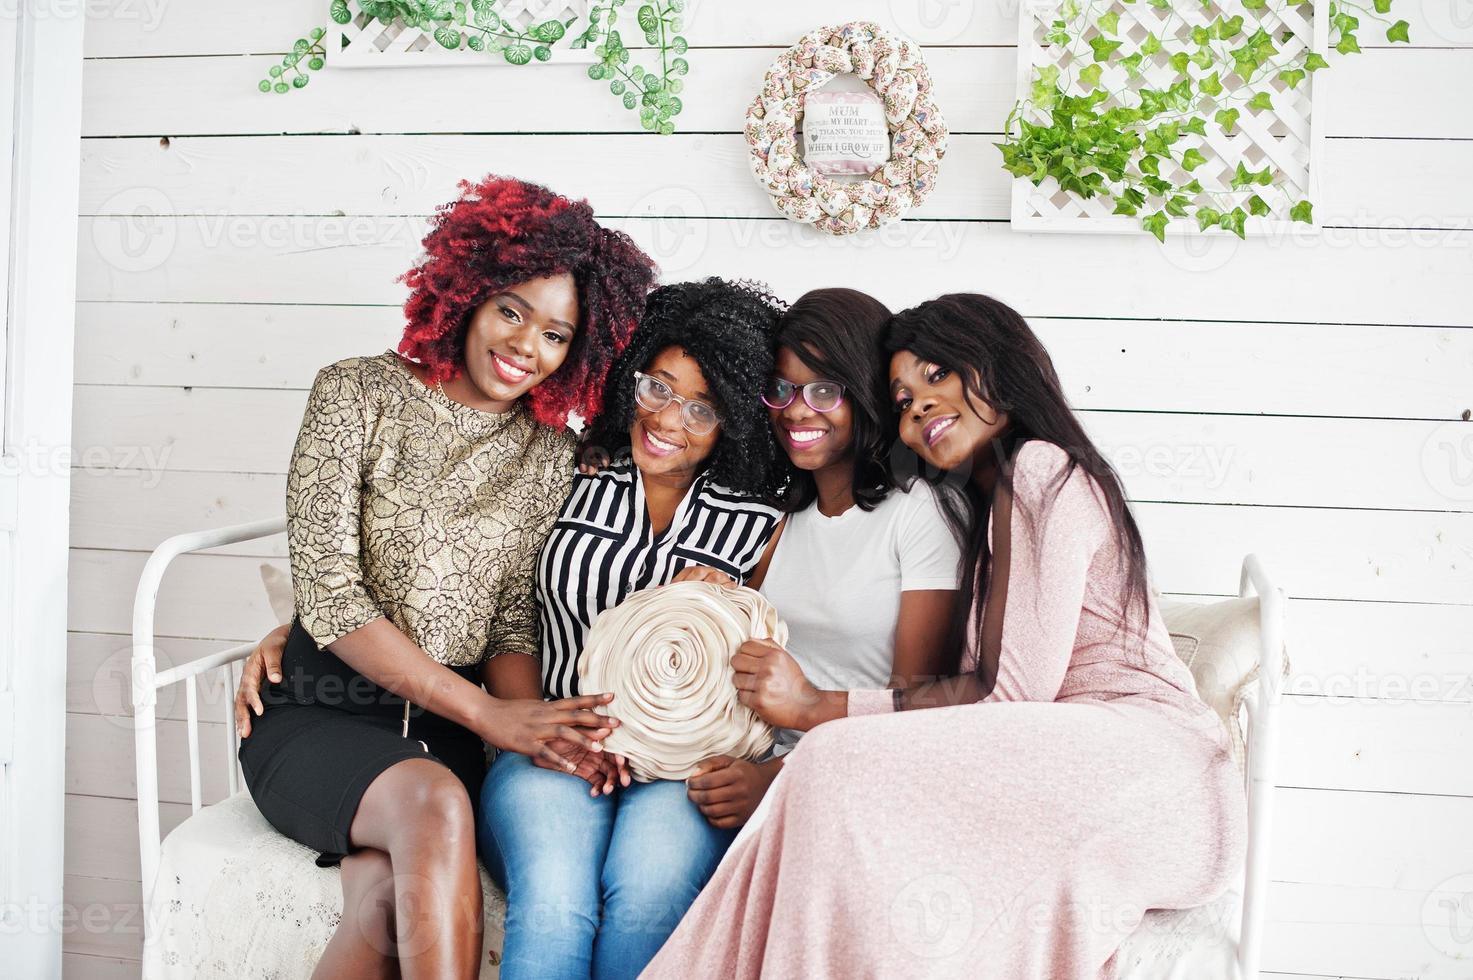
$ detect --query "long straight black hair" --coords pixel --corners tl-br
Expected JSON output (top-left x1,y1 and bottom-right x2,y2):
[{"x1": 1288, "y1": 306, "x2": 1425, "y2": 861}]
[
  {"x1": 774, "y1": 288, "x2": 897, "y2": 513},
  {"x1": 885, "y1": 293, "x2": 1151, "y2": 673}
]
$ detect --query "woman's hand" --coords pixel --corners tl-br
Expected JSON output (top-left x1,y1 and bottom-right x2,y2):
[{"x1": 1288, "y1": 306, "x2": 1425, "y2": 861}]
[
  {"x1": 687, "y1": 755, "x2": 780, "y2": 829},
  {"x1": 234, "y1": 623, "x2": 290, "y2": 739},
  {"x1": 672, "y1": 565, "x2": 737, "y2": 588},
  {"x1": 481, "y1": 694, "x2": 621, "y2": 774},
  {"x1": 535, "y1": 739, "x2": 633, "y2": 796},
  {"x1": 731, "y1": 639, "x2": 830, "y2": 731}
]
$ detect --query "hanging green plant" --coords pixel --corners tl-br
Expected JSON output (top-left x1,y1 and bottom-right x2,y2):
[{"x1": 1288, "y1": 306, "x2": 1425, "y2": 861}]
[
  {"x1": 576, "y1": 0, "x2": 691, "y2": 134},
  {"x1": 258, "y1": 1, "x2": 692, "y2": 134},
  {"x1": 997, "y1": 0, "x2": 1410, "y2": 240}
]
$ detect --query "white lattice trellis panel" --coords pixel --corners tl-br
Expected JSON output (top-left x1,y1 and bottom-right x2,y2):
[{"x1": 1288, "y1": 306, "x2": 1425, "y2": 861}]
[
  {"x1": 1010, "y1": 0, "x2": 1328, "y2": 236},
  {"x1": 333, "y1": 0, "x2": 595, "y2": 68}
]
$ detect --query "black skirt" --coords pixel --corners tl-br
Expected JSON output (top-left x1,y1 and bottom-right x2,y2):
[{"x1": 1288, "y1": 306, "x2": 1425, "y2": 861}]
[{"x1": 238, "y1": 620, "x2": 487, "y2": 864}]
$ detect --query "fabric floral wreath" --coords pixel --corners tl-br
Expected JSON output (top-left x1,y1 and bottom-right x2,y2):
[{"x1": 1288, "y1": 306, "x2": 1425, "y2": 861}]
[{"x1": 745, "y1": 21, "x2": 949, "y2": 236}]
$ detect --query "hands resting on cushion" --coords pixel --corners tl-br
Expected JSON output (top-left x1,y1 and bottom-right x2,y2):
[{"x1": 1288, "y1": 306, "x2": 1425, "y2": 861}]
[
  {"x1": 668, "y1": 566, "x2": 836, "y2": 828},
  {"x1": 232, "y1": 625, "x2": 632, "y2": 796},
  {"x1": 231, "y1": 566, "x2": 830, "y2": 824}
]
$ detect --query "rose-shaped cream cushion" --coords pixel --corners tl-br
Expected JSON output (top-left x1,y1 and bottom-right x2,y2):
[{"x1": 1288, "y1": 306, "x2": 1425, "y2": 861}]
[{"x1": 577, "y1": 581, "x2": 784, "y2": 782}]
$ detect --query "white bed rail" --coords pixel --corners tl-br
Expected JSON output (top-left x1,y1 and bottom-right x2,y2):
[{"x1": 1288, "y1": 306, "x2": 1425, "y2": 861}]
[
  {"x1": 132, "y1": 517, "x2": 288, "y2": 904},
  {"x1": 1235, "y1": 554, "x2": 1287, "y2": 980}
]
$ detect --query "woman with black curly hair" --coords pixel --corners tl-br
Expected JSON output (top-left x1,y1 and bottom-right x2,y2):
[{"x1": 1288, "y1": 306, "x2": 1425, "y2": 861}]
[
  {"x1": 475, "y1": 277, "x2": 789, "y2": 980},
  {"x1": 235, "y1": 175, "x2": 656, "y2": 979}
]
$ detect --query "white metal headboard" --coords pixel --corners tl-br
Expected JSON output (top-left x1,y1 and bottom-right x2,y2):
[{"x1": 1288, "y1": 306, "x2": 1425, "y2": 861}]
[
  {"x1": 1236, "y1": 553, "x2": 1287, "y2": 979},
  {"x1": 131, "y1": 516, "x2": 288, "y2": 904}
]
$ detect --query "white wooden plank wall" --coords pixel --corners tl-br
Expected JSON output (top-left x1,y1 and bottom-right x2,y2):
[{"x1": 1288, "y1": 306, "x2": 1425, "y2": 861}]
[{"x1": 66, "y1": 1, "x2": 1472, "y2": 977}]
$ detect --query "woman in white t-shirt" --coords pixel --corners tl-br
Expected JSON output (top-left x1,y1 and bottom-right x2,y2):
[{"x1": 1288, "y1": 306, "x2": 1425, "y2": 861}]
[{"x1": 682, "y1": 289, "x2": 961, "y2": 829}]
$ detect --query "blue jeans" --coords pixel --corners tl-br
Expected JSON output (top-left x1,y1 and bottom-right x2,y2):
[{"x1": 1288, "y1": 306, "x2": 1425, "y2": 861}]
[{"x1": 477, "y1": 750, "x2": 737, "y2": 980}]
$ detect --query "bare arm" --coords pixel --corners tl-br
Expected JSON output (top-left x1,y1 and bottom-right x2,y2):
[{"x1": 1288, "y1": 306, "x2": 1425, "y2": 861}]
[
  {"x1": 330, "y1": 619, "x2": 617, "y2": 768},
  {"x1": 890, "y1": 588, "x2": 959, "y2": 686},
  {"x1": 481, "y1": 651, "x2": 544, "y2": 701}
]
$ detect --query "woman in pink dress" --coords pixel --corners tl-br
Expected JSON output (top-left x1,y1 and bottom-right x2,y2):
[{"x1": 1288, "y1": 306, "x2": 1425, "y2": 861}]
[{"x1": 643, "y1": 293, "x2": 1246, "y2": 979}]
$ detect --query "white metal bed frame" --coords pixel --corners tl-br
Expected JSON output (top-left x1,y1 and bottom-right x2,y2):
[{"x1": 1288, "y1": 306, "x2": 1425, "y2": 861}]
[{"x1": 131, "y1": 517, "x2": 1286, "y2": 978}]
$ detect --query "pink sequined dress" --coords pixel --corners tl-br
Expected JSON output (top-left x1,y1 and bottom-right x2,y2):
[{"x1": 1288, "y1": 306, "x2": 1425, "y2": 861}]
[{"x1": 643, "y1": 441, "x2": 1245, "y2": 979}]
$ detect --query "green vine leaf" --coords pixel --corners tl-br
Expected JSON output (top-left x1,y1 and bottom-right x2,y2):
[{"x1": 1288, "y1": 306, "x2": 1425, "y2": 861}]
[
  {"x1": 1290, "y1": 200, "x2": 1314, "y2": 223},
  {"x1": 1277, "y1": 67, "x2": 1306, "y2": 88},
  {"x1": 1214, "y1": 107, "x2": 1240, "y2": 133},
  {"x1": 1336, "y1": 32, "x2": 1361, "y2": 53},
  {"x1": 1142, "y1": 210, "x2": 1169, "y2": 242},
  {"x1": 1247, "y1": 91, "x2": 1274, "y2": 111},
  {"x1": 1098, "y1": 10, "x2": 1121, "y2": 33},
  {"x1": 330, "y1": 0, "x2": 352, "y2": 24},
  {"x1": 1199, "y1": 71, "x2": 1223, "y2": 96},
  {"x1": 1386, "y1": 19, "x2": 1410, "y2": 42},
  {"x1": 531, "y1": 18, "x2": 565, "y2": 42},
  {"x1": 1222, "y1": 206, "x2": 1248, "y2": 239},
  {"x1": 1141, "y1": 32, "x2": 1162, "y2": 55},
  {"x1": 1089, "y1": 35, "x2": 1124, "y2": 61},
  {"x1": 503, "y1": 43, "x2": 532, "y2": 64},
  {"x1": 1180, "y1": 148, "x2": 1207, "y2": 171},
  {"x1": 1304, "y1": 52, "x2": 1330, "y2": 72},
  {"x1": 1195, "y1": 207, "x2": 1222, "y2": 231},
  {"x1": 433, "y1": 26, "x2": 461, "y2": 49},
  {"x1": 1079, "y1": 63, "x2": 1104, "y2": 89},
  {"x1": 1247, "y1": 194, "x2": 1271, "y2": 216}
]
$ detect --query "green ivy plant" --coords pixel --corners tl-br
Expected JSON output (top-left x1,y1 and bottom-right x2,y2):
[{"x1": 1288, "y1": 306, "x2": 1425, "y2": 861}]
[
  {"x1": 259, "y1": 0, "x2": 692, "y2": 133},
  {"x1": 997, "y1": 0, "x2": 1411, "y2": 240},
  {"x1": 576, "y1": 0, "x2": 691, "y2": 134}
]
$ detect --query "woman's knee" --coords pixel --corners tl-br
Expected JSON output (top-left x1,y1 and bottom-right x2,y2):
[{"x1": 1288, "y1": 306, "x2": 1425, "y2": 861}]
[{"x1": 361, "y1": 759, "x2": 476, "y2": 855}]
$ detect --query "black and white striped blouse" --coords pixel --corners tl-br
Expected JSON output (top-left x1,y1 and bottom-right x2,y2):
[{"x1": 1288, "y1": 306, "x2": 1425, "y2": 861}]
[{"x1": 535, "y1": 459, "x2": 781, "y2": 699}]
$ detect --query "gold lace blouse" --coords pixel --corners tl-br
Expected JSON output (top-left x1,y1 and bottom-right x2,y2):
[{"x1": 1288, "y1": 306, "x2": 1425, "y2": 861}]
[{"x1": 287, "y1": 352, "x2": 575, "y2": 667}]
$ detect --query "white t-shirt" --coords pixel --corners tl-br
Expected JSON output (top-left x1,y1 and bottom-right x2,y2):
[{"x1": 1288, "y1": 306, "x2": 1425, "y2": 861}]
[{"x1": 759, "y1": 480, "x2": 961, "y2": 754}]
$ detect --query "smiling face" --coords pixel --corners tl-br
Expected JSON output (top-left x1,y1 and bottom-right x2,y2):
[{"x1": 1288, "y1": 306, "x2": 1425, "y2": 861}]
[
  {"x1": 459, "y1": 272, "x2": 580, "y2": 411},
  {"x1": 889, "y1": 350, "x2": 1009, "y2": 473},
  {"x1": 629, "y1": 345, "x2": 722, "y2": 485},
  {"x1": 767, "y1": 344, "x2": 855, "y2": 472}
]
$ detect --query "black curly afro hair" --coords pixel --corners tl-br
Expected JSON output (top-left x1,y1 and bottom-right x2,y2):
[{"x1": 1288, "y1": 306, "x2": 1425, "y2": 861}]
[{"x1": 585, "y1": 277, "x2": 793, "y2": 501}]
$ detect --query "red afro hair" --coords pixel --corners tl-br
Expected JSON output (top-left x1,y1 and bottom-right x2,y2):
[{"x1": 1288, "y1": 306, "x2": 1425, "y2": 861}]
[{"x1": 397, "y1": 175, "x2": 657, "y2": 428}]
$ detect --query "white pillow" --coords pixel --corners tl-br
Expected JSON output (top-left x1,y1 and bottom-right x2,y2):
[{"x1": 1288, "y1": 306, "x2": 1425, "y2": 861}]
[
  {"x1": 1160, "y1": 595, "x2": 1285, "y2": 769},
  {"x1": 260, "y1": 563, "x2": 293, "y2": 625}
]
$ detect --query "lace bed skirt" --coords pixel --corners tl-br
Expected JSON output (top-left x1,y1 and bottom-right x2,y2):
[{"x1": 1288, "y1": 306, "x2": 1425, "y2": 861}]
[{"x1": 141, "y1": 791, "x2": 506, "y2": 979}]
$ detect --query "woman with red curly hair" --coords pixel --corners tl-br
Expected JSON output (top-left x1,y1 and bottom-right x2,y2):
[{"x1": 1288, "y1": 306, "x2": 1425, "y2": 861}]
[{"x1": 236, "y1": 176, "x2": 656, "y2": 978}]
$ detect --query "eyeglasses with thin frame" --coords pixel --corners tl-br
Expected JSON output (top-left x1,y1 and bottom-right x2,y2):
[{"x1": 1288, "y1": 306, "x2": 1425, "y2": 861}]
[
  {"x1": 633, "y1": 371, "x2": 723, "y2": 436},
  {"x1": 760, "y1": 376, "x2": 846, "y2": 413}
]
